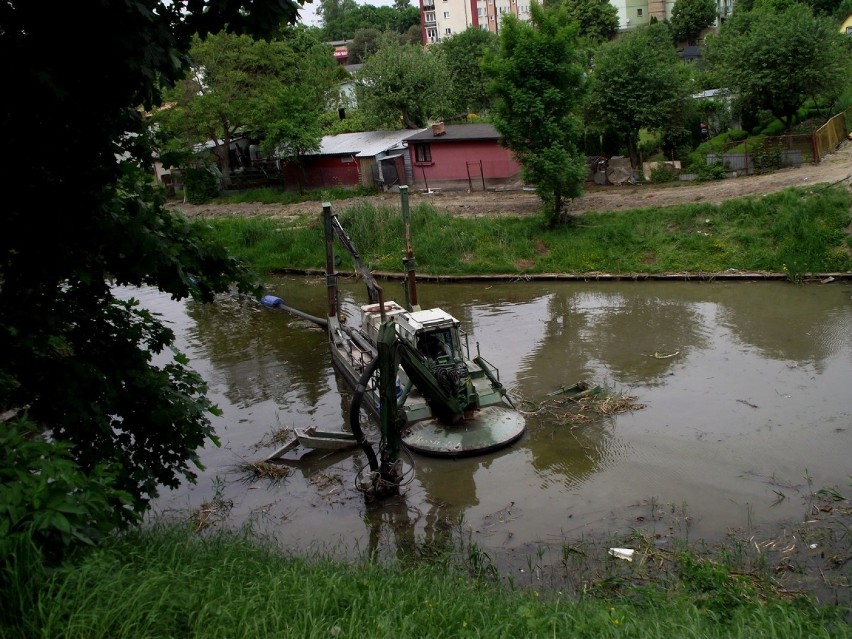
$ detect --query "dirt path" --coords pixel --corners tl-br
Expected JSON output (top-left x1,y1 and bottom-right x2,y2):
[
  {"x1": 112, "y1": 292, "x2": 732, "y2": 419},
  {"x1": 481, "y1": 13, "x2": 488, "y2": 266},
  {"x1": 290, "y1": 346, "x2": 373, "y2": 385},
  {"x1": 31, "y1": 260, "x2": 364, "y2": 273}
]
[{"x1": 168, "y1": 141, "x2": 852, "y2": 220}]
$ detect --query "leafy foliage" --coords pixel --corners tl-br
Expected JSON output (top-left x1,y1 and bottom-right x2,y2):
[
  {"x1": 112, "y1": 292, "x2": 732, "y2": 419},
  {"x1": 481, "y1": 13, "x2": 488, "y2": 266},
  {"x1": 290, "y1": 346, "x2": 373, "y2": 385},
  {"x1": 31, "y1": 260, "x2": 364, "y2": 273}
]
[
  {"x1": 703, "y1": 0, "x2": 852, "y2": 131},
  {"x1": 485, "y1": 2, "x2": 588, "y2": 226},
  {"x1": 435, "y1": 28, "x2": 501, "y2": 116},
  {"x1": 154, "y1": 28, "x2": 335, "y2": 182},
  {"x1": 585, "y1": 23, "x2": 692, "y2": 166},
  {"x1": 669, "y1": 0, "x2": 718, "y2": 43},
  {"x1": 318, "y1": 0, "x2": 421, "y2": 41},
  {"x1": 0, "y1": 421, "x2": 134, "y2": 562},
  {"x1": 0, "y1": 0, "x2": 291, "y2": 560},
  {"x1": 356, "y1": 35, "x2": 452, "y2": 129},
  {"x1": 350, "y1": 27, "x2": 384, "y2": 63},
  {"x1": 185, "y1": 167, "x2": 221, "y2": 204},
  {"x1": 549, "y1": 0, "x2": 619, "y2": 43}
]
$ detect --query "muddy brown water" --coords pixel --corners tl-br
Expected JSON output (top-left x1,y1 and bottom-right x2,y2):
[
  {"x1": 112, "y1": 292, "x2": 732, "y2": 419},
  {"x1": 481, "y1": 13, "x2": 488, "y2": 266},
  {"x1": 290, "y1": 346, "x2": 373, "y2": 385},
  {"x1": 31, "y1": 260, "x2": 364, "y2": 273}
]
[{"x1": 131, "y1": 276, "x2": 852, "y2": 573}]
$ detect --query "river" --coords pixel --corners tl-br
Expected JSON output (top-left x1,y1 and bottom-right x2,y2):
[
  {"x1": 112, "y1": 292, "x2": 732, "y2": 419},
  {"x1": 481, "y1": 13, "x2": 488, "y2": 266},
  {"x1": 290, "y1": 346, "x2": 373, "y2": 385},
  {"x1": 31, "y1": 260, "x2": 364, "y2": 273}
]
[{"x1": 131, "y1": 276, "x2": 852, "y2": 574}]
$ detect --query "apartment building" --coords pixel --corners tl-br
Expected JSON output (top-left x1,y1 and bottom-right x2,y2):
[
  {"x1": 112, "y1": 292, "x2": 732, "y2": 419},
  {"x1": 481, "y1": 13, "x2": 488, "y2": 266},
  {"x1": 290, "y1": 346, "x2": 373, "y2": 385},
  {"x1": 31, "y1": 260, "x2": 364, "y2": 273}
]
[
  {"x1": 419, "y1": 0, "x2": 732, "y2": 45},
  {"x1": 420, "y1": 0, "x2": 532, "y2": 44}
]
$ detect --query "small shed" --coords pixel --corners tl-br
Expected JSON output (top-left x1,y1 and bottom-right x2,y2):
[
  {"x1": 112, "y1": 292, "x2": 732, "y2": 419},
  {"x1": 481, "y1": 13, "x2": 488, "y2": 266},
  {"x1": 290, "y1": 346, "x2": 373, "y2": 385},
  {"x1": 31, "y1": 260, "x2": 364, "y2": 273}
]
[
  {"x1": 403, "y1": 123, "x2": 522, "y2": 192},
  {"x1": 282, "y1": 129, "x2": 423, "y2": 191}
]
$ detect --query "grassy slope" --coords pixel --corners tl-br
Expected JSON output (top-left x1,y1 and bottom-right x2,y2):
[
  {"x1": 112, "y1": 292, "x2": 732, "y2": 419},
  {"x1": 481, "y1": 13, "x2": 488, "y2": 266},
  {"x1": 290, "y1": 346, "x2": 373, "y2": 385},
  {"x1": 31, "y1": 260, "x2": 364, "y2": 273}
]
[
  {"x1": 7, "y1": 525, "x2": 849, "y2": 639},
  {"x1": 199, "y1": 186, "x2": 852, "y2": 282}
]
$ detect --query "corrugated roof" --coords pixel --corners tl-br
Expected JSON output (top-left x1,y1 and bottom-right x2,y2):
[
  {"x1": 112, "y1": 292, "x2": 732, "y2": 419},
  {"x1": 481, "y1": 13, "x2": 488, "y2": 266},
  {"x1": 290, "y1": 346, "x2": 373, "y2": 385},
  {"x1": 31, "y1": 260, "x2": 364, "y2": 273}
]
[
  {"x1": 403, "y1": 123, "x2": 501, "y2": 143},
  {"x1": 311, "y1": 129, "x2": 426, "y2": 158}
]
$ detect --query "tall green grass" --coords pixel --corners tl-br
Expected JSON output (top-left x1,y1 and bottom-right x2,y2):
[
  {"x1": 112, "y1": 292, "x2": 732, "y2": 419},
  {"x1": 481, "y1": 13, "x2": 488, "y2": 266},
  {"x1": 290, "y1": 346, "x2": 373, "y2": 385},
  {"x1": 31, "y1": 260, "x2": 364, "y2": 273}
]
[
  {"x1": 200, "y1": 186, "x2": 852, "y2": 281},
  {"x1": 5, "y1": 525, "x2": 847, "y2": 639}
]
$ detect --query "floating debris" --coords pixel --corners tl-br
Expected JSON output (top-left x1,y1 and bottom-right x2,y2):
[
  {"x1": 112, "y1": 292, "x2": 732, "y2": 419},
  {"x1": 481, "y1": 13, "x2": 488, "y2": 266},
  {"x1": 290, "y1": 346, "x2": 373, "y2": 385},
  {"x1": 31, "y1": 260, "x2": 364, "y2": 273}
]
[
  {"x1": 235, "y1": 460, "x2": 292, "y2": 484},
  {"x1": 652, "y1": 350, "x2": 680, "y2": 359},
  {"x1": 189, "y1": 496, "x2": 233, "y2": 533},
  {"x1": 517, "y1": 381, "x2": 646, "y2": 425}
]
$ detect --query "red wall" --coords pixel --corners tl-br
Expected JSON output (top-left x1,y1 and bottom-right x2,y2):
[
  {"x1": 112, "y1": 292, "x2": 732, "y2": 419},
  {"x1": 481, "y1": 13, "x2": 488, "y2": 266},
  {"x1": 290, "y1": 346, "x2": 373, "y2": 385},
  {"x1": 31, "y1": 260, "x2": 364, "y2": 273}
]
[
  {"x1": 282, "y1": 155, "x2": 360, "y2": 190},
  {"x1": 409, "y1": 140, "x2": 520, "y2": 189}
]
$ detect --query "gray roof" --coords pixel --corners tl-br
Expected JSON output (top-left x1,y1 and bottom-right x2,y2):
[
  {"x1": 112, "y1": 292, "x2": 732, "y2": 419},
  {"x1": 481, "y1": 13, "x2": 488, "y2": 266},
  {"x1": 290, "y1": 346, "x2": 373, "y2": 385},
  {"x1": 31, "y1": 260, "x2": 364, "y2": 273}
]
[
  {"x1": 403, "y1": 123, "x2": 502, "y2": 143},
  {"x1": 310, "y1": 129, "x2": 426, "y2": 158}
]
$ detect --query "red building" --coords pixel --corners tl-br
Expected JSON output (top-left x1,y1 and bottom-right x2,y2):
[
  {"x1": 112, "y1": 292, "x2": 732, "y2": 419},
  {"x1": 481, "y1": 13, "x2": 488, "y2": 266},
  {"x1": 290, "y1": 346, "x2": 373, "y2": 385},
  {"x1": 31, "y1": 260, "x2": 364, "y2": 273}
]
[
  {"x1": 403, "y1": 123, "x2": 521, "y2": 191},
  {"x1": 281, "y1": 129, "x2": 416, "y2": 191}
]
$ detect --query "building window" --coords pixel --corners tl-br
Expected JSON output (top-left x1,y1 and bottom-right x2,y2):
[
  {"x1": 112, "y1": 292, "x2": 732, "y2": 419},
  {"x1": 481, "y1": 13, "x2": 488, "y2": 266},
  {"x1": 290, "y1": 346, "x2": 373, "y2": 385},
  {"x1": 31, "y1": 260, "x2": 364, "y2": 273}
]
[
  {"x1": 425, "y1": 11, "x2": 435, "y2": 22},
  {"x1": 414, "y1": 144, "x2": 432, "y2": 163},
  {"x1": 637, "y1": 8, "x2": 643, "y2": 16},
  {"x1": 444, "y1": 27, "x2": 452, "y2": 34},
  {"x1": 847, "y1": 26, "x2": 852, "y2": 34},
  {"x1": 478, "y1": 7, "x2": 485, "y2": 15},
  {"x1": 427, "y1": 27, "x2": 437, "y2": 39},
  {"x1": 443, "y1": 10, "x2": 450, "y2": 18}
]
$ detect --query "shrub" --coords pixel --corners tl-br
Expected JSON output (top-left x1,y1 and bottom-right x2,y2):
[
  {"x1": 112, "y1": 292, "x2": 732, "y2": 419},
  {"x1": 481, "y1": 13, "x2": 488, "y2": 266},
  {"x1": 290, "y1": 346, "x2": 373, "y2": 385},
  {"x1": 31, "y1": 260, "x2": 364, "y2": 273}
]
[
  {"x1": 694, "y1": 160, "x2": 727, "y2": 181},
  {"x1": 650, "y1": 165, "x2": 679, "y2": 183},
  {"x1": 728, "y1": 129, "x2": 748, "y2": 142},
  {"x1": 184, "y1": 167, "x2": 220, "y2": 204},
  {"x1": 0, "y1": 419, "x2": 136, "y2": 602},
  {"x1": 752, "y1": 146, "x2": 785, "y2": 173},
  {"x1": 761, "y1": 119, "x2": 785, "y2": 136}
]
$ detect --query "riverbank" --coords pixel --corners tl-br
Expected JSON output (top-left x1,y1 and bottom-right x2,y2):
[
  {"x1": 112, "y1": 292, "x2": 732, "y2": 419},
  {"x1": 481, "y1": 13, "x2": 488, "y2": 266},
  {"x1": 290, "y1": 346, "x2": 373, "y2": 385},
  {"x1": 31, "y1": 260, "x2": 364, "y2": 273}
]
[
  {"x1": 167, "y1": 140, "x2": 852, "y2": 221},
  {"x1": 5, "y1": 522, "x2": 849, "y2": 639},
  {"x1": 198, "y1": 186, "x2": 852, "y2": 282}
]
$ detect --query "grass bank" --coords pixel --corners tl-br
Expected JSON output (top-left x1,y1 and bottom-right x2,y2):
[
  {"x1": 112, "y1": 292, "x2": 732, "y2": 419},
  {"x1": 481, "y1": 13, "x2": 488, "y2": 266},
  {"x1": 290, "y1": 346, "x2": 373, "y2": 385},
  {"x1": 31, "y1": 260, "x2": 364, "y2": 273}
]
[
  {"x1": 4, "y1": 524, "x2": 849, "y2": 639},
  {"x1": 196, "y1": 186, "x2": 852, "y2": 282}
]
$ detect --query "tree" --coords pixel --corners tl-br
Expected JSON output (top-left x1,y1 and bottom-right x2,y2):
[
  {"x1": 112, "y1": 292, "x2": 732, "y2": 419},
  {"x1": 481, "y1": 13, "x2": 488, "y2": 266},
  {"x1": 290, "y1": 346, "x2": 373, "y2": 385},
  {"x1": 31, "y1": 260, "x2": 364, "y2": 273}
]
[
  {"x1": 435, "y1": 28, "x2": 500, "y2": 115},
  {"x1": 155, "y1": 28, "x2": 337, "y2": 184},
  {"x1": 670, "y1": 0, "x2": 718, "y2": 43},
  {"x1": 0, "y1": 0, "x2": 300, "y2": 565},
  {"x1": 485, "y1": 2, "x2": 588, "y2": 226},
  {"x1": 350, "y1": 28, "x2": 384, "y2": 62},
  {"x1": 704, "y1": 0, "x2": 851, "y2": 131},
  {"x1": 319, "y1": 0, "x2": 420, "y2": 41},
  {"x1": 548, "y1": 0, "x2": 619, "y2": 43},
  {"x1": 356, "y1": 35, "x2": 452, "y2": 129},
  {"x1": 319, "y1": 0, "x2": 359, "y2": 40},
  {"x1": 585, "y1": 23, "x2": 692, "y2": 167}
]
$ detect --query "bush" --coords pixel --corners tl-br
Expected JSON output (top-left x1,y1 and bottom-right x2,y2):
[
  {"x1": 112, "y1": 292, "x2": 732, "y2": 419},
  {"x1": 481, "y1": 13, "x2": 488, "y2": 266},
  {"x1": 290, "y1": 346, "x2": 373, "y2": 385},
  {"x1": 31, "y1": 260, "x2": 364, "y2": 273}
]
[
  {"x1": 761, "y1": 119, "x2": 786, "y2": 136},
  {"x1": 752, "y1": 145, "x2": 785, "y2": 173},
  {"x1": 693, "y1": 160, "x2": 727, "y2": 182},
  {"x1": 184, "y1": 167, "x2": 220, "y2": 204},
  {"x1": 728, "y1": 129, "x2": 748, "y2": 142},
  {"x1": 0, "y1": 420, "x2": 136, "y2": 598},
  {"x1": 650, "y1": 165, "x2": 679, "y2": 183}
]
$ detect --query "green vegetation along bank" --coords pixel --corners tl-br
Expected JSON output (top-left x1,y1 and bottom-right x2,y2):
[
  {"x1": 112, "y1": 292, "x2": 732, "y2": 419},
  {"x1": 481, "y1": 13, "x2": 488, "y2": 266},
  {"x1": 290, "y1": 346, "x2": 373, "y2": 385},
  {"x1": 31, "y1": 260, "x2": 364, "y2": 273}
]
[
  {"x1": 197, "y1": 185, "x2": 852, "y2": 283},
  {"x1": 4, "y1": 524, "x2": 850, "y2": 639}
]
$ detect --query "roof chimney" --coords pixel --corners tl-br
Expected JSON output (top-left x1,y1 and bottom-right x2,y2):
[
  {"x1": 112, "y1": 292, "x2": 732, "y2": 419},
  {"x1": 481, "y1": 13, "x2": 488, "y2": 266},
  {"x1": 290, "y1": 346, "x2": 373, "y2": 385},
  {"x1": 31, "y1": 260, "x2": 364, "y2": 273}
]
[{"x1": 432, "y1": 122, "x2": 446, "y2": 136}]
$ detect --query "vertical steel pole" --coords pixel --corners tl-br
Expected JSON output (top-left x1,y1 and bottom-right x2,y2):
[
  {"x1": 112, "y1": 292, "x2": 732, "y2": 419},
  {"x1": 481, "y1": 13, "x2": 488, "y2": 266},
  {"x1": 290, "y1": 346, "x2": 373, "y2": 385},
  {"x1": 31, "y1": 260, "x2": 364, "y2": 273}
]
[
  {"x1": 400, "y1": 186, "x2": 420, "y2": 311},
  {"x1": 323, "y1": 202, "x2": 338, "y2": 321}
]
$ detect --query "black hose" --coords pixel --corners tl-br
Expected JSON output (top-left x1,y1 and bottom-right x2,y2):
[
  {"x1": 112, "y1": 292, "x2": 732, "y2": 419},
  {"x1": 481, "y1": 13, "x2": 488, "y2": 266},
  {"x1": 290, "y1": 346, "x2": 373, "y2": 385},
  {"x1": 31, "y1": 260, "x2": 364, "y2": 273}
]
[
  {"x1": 349, "y1": 356, "x2": 380, "y2": 473},
  {"x1": 274, "y1": 302, "x2": 328, "y2": 329}
]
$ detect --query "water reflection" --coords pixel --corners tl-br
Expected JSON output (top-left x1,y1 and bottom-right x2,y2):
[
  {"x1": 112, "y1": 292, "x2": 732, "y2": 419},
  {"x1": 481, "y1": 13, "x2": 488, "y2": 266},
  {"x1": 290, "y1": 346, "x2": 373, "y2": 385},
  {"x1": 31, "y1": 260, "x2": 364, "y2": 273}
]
[
  {"x1": 186, "y1": 295, "x2": 329, "y2": 409},
  {"x1": 144, "y1": 277, "x2": 851, "y2": 567}
]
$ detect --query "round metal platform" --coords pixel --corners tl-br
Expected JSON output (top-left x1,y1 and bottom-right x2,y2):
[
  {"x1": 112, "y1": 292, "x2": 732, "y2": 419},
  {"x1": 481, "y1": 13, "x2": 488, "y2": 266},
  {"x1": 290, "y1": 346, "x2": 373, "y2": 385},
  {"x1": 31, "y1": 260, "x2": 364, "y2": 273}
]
[{"x1": 401, "y1": 405, "x2": 526, "y2": 458}]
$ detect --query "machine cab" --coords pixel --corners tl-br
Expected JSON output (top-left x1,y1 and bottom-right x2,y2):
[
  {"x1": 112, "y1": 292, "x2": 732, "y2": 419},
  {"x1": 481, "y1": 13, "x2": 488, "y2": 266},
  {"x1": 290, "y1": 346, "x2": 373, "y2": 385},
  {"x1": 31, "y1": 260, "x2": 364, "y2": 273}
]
[{"x1": 394, "y1": 308, "x2": 463, "y2": 363}]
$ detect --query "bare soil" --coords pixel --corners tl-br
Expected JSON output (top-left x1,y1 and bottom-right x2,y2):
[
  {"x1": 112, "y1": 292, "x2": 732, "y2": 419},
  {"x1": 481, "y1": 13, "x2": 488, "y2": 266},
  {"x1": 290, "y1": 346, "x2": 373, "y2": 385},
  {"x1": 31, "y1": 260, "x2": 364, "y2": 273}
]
[{"x1": 168, "y1": 141, "x2": 852, "y2": 221}]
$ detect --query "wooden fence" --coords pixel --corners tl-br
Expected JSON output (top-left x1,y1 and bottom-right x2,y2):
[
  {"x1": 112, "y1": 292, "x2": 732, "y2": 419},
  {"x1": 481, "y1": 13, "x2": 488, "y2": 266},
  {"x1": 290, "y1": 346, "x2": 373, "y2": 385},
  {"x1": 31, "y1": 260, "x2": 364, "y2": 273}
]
[
  {"x1": 706, "y1": 107, "x2": 851, "y2": 174},
  {"x1": 813, "y1": 107, "x2": 852, "y2": 162}
]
